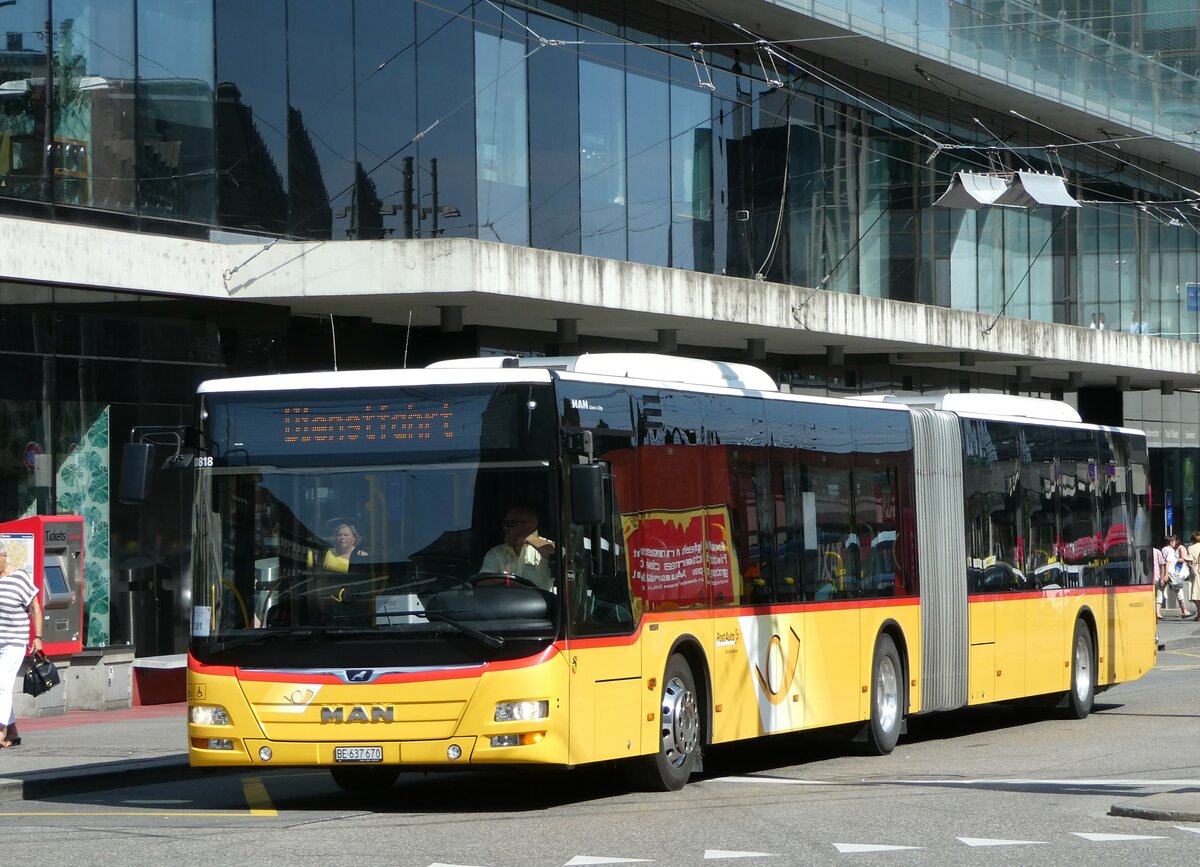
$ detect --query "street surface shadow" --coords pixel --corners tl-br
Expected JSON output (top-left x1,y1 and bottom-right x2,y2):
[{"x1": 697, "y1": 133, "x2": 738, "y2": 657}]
[{"x1": 32, "y1": 701, "x2": 1132, "y2": 814}]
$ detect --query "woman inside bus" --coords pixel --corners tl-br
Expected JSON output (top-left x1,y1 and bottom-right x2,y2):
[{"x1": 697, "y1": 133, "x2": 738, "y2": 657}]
[{"x1": 321, "y1": 522, "x2": 370, "y2": 574}]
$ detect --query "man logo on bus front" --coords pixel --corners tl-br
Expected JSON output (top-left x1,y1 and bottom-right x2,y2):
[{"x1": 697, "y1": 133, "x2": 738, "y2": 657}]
[{"x1": 346, "y1": 670, "x2": 373, "y2": 683}]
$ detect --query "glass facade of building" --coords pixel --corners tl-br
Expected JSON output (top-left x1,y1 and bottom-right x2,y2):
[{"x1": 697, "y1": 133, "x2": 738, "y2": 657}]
[{"x1": 2, "y1": 1, "x2": 1199, "y2": 337}]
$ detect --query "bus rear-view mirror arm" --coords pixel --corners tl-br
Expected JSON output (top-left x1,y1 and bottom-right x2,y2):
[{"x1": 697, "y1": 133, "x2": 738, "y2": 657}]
[{"x1": 119, "y1": 425, "x2": 207, "y2": 505}]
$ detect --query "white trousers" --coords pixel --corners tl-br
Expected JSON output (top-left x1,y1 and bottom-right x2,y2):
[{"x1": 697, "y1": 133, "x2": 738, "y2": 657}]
[{"x1": 0, "y1": 643, "x2": 26, "y2": 727}]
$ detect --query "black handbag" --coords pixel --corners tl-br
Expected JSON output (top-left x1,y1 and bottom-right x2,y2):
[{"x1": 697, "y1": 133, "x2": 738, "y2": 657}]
[{"x1": 22, "y1": 651, "x2": 61, "y2": 697}]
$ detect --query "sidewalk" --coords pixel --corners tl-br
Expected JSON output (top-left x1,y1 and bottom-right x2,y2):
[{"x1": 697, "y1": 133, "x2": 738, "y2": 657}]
[
  {"x1": 0, "y1": 615, "x2": 1196, "y2": 807},
  {"x1": 0, "y1": 702, "x2": 190, "y2": 803},
  {"x1": 1157, "y1": 605, "x2": 1200, "y2": 652}
]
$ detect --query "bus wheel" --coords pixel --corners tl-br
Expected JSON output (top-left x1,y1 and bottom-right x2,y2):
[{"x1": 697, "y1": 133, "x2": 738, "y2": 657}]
[
  {"x1": 330, "y1": 765, "x2": 400, "y2": 793},
  {"x1": 634, "y1": 654, "x2": 702, "y2": 791},
  {"x1": 866, "y1": 634, "x2": 902, "y2": 755},
  {"x1": 1066, "y1": 620, "x2": 1095, "y2": 719}
]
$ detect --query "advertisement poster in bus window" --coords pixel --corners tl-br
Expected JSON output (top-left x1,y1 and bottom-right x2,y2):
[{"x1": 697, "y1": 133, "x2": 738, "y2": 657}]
[{"x1": 622, "y1": 507, "x2": 739, "y2": 606}]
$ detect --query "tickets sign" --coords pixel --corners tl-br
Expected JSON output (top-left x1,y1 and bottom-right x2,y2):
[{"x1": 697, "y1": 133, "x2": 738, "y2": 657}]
[{"x1": 622, "y1": 507, "x2": 739, "y2": 606}]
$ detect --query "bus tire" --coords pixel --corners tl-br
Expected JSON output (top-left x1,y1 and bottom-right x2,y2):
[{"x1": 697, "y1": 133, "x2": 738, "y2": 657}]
[
  {"x1": 1066, "y1": 619, "x2": 1095, "y2": 719},
  {"x1": 330, "y1": 765, "x2": 400, "y2": 792},
  {"x1": 866, "y1": 634, "x2": 903, "y2": 755},
  {"x1": 633, "y1": 654, "x2": 702, "y2": 791}
]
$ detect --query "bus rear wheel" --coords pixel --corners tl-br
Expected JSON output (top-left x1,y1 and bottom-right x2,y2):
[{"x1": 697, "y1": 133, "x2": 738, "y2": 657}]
[
  {"x1": 632, "y1": 654, "x2": 702, "y2": 791},
  {"x1": 330, "y1": 765, "x2": 400, "y2": 792},
  {"x1": 1066, "y1": 619, "x2": 1095, "y2": 719},
  {"x1": 866, "y1": 634, "x2": 902, "y2": 755}
]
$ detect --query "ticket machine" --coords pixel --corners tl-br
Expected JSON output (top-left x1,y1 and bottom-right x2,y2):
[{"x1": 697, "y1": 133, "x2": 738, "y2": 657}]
[{"x1": 0, "y1": 516, "x2": 85, "y2": 655}]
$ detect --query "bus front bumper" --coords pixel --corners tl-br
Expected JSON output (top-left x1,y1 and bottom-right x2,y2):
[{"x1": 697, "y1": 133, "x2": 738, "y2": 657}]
[{"x1": 189, "y1": 732, "x2": 563, "y2": 768}]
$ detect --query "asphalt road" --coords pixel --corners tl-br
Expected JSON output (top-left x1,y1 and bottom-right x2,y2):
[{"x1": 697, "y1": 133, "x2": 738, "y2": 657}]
[{"x1": 4, "y1": 647, "x2": 1199, "y2": 867}]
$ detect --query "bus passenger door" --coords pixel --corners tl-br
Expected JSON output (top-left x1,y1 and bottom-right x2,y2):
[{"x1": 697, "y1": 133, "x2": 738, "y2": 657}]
[{"x1": 565, "y1": 442, "x2": 641, "y2": 767}]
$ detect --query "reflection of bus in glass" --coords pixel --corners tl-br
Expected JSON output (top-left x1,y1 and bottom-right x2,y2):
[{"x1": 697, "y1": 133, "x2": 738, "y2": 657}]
[{"x1": 175, "y1": 354, "x2": 1155, "y2": 792}]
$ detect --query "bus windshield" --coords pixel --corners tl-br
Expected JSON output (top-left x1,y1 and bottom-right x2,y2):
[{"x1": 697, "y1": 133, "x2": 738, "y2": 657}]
[{"x1": 191, "y1": 383, "x2": 560, "y2": 665}]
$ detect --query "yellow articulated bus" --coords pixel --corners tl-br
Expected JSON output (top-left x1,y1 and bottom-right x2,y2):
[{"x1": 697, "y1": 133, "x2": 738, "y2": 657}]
[{"x1": 149, "y1": 353, "x2": 1154, "y2": 792}]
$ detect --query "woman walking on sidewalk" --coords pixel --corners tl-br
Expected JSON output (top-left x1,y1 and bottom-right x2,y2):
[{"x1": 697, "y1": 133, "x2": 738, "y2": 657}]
[
  {"x1": 1188, "y1": 532, "x2": 1200, "y2": 621},
  {"x1": 1169, "y1": 535, "x2": 1196, "y2": 618},
  {"x1": 0, "y1": 544, "x2": 42, "y2": 748}
]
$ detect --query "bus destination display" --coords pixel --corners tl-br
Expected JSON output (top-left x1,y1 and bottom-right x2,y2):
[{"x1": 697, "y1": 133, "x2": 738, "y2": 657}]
[
  {"x1": 282, "y1": 403, "x2": 456, "y2": 446},
  {"x1": 210, "y1": 391, "x2": 520, "y2": 461}
]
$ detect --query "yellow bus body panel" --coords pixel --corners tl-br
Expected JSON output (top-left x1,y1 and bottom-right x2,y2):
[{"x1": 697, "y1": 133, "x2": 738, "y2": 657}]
[{"x1": 970, "y1": 586, "x2": 1156, "y2": 706}]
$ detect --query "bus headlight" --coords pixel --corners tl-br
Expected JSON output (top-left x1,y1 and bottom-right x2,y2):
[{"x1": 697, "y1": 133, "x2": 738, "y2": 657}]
[
  {"x1": 494, "y1": 700, "x2": 549, "y2": 722},
  {"x1": 190, "y1": 705, "x2": 231, "y2": 726}
]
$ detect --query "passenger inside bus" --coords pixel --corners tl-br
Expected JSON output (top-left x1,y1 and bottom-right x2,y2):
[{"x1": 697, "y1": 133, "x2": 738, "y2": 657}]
[
  {"x1": 479, "y1": 505, "x2": 556, "y2": 590},
  {"x1": 319, "y1": 521, "x2": 371, "y2": 574}
]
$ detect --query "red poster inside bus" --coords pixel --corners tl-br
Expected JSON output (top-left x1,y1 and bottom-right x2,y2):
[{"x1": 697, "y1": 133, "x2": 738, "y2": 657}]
[{"x1": 622, "y1": 507, "x2": 740, "y2": 607}]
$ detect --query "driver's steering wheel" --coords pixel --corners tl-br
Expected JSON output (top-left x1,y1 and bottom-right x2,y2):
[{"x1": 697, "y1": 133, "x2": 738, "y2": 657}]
[{"x1": 470, "y1": 573, "x2": 540, "y2": 590}]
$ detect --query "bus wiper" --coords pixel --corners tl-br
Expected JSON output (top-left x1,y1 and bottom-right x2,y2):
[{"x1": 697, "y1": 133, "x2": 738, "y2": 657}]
[
  {"x1": 208, "y1": 626, "x2": 328, "y2": 653},
  {"x1": 422, "y1": 610, "x2": 504, "y2": 648}
]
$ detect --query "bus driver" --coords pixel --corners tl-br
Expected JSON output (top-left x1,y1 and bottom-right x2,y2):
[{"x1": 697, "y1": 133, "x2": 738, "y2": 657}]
[{"x1": 480, "y1": 506, "x2": 555, "y2": 590}]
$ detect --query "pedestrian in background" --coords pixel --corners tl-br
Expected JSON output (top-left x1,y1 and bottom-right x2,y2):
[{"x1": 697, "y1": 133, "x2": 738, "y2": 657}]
[
  {"x1": 0, "y1": 544, "x2": 42, "y2": 748},
  {"x1": 1188, "y1": 532, "x2": 1200, "y2": 622},
  {"x1": 1154, "y1": 543, "x2": 1166, "y2": 620},
  {"x1": 1165, "y1": 535, "x2": 1194, "y2": 618}
]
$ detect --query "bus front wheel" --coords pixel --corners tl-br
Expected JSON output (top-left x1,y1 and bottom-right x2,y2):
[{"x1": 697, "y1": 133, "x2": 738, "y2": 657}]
[
  {"x1": 330, "y1": 765, "x2": 400, "y2": 793},
  {"x1": 1066, "y1": 619, "x2": 1095, "y2": 719},
  {"x1": 866, "y1": 634, "x2": 902, "y2": 755},
  {"x1": 633, "y1": 654, "x2": 702, "y2": 791}
]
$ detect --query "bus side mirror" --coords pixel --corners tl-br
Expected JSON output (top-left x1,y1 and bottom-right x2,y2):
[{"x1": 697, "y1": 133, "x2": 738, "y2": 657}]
[
  {"x1": 570, "y1": 463, "x2": 606, "y2": 525},
  {"x1": 119, "y1": 442, "x2": 155, "y2": 505}
]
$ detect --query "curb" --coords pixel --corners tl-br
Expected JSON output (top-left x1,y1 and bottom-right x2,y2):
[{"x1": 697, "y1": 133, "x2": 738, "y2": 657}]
[
  {"x1": 0, "y1": 755, "x2": 195, "y2": 803},
  {"x1": 1110, "y1": 791, "x2": 1200, "y2": 822},
  {"x1": 1161, "y1": 635, "x2": 1200, "y2": 653}
]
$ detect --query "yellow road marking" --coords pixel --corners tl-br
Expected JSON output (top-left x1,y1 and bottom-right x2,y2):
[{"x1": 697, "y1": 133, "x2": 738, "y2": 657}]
[{"x1": 242, "y1": 776, "x2": 278, "y2": 816}]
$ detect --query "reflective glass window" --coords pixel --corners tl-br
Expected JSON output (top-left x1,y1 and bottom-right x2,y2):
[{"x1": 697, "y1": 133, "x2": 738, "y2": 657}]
[
  {"x1": 285, "y1": 0, "x2": 353, "y2": 240},
  {"x1": 1096, "y1": 429, "x2": 1133, "y2": 586},
  {"x1": 1057, "y1": 427, "x2": 1099, "y2": 588},
  {"x1": 670, "y1": 58, "x2": 713, "y2": 272},
  {"x1": 137, "y1": 0, "x2": 215, "y2": 222},
  {"x1": 851, "y1": 408, "x2": 915, "y2": 597},
  {"x1": 475, "y1": 14, "x2": 529, "y2": 246},
  {"x1": 626, "y1": 54, "x2": 670, "y2": 267},
  {"x1": 767, "y1": 399, "x2": 854, "y2": 601},
  {"x1": 704, "y1": 394, "x2": 769, "y2": 606},
  {"x1": 216, "y1": 0, "x2": 288, "y2": 233},
  {"x1": 1129, "y1": 436, "x2": 1152, "y2": 584},
  {"x1": 53, "y1": 2, "x2": 135, "y2": 211},
  {"x1": 528, "y1": 13, "x2": 579, "y2": 253},
  {"x1": 963, "y1": 420, "x2": 1024, "y2": 594},
  {"x1": 353, "y1": 0, "x2": 416, "y2": 240},
  {"x1": 1019, "y1": 425, "x2": 1059, "y2": 585},
  {"x1": 579, "y1": 55, "x2": 626, "y2": 259},
  {"x1": 415, "y1": 3, "x2": 476, "y2": 239},
  {"x1": 630, "y1": 390, "x2": 709, "y2": 610},
  {"x1": 0, "y1": 1, "x2": 51, "y2": 204},
  {"x1": 710, "y1": 68, "x2": 736, "y2": 278}
]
